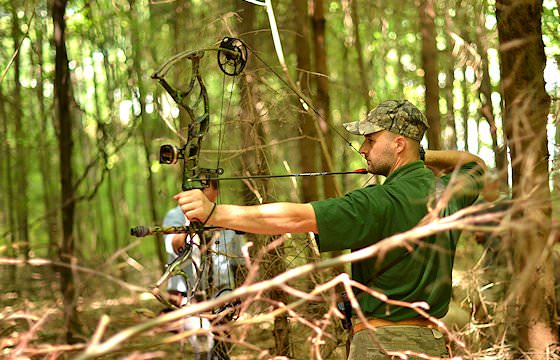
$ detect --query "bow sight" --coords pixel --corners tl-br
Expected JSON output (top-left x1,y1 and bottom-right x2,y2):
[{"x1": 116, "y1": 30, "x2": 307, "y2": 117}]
[
  {"x1": 158, "y1": 144, "x2": 181, "y2": 165},
  {"x1": 158, "y1": 143, "x2": 224, "y2": 189}
]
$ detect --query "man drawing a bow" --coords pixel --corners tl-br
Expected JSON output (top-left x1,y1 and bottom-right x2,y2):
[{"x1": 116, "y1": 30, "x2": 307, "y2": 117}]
[{"x1": 175, "y1": 99, "x2": 486, "y2": 359}]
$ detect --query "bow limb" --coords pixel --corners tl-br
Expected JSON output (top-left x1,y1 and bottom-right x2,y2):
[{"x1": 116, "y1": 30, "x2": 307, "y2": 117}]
[
  {"x1": 153, "y1": 50, "x2": 210, "y2": 191},
  {"x1": 154, "y1": 39, "x2": 247, "y2": 190}
]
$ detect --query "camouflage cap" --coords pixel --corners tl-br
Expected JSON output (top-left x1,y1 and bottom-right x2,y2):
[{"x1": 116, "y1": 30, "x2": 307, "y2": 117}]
[{"x1": 343, "y1": 100, "x2": 429, "y2": 142}]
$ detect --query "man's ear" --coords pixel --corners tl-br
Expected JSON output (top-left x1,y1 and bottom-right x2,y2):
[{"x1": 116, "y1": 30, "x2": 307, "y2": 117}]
[{"x1": 394, "y1": 136, "x2": 406, "y2": 154}]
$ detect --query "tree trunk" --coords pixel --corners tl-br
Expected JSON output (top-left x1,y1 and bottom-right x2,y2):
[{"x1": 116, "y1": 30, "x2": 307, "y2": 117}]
[
  {"x1": 311, "y1": 0, "x2": 338, "y2": 198},
  {"x1": 52, "y1": 0, "x2": 79, "y2": 342},
  {"x1": 555, "y1": 101, "x2": 560, "y2": 191},
  {"x1": 293, "y1": 0, "x2": 318, "y2": 202},
  {"x1": 443, "y1": 5, "x2": 457, "y2": 150},
  {"x1": 10, "y1": 3, "x2": 30, "y2": 259},
  {"x1": 419, "y1": 0, "x2": 441, "y2": 149},
  {"x1": 0, "y1": 79, "x2": 17, "y2": 290},
  {"x1": 461, "y1": 65, "x2": 470, "y2": 151},
  {"x1": 237, "y1": 2, "x2": 291, "y2": 356},
  {"x1": 95, "y1": 43, "x2": 123, "y2": 254},
  {"x1": 349, "y1": 0, "x2": 371, "y2": 110},
  {"x1": 91, "y1": 48, "x2": 107, "y2": 254},
  {"x1": 476, "y1": 0, "x2": 507, "y2": 172},
  {"x1": 34, "y1": 9, "x2": 59, "y2": 258},
  {"x1": 128, "y1": 0, "x2": 166, "y2": 269},
  {"x1": 376, "y1": 0, "x2": 388, "y2": 97},
  {"x1": 496, "y1": 0, "x2": 556, "y2": 356},
  {"x1": 392, "y1": 4, "x2": 405, "y2": 98},
  {"x1": 0, "y1": 85, "x2": 7, "y2": 235}
]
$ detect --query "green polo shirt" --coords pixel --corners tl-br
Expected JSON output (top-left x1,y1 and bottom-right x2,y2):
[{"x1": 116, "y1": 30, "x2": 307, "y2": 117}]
[{"x1": 311, "y1": 161, "x2": 483, "y2": 320}]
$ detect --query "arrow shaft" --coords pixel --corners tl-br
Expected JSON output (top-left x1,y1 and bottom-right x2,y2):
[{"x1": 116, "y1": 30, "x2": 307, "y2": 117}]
[{"x1": 191, "y1": 170, "x2": 368, "y2": 181}]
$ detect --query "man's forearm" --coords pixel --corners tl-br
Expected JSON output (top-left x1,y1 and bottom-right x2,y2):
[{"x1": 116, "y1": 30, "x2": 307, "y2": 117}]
[
  {"x1": 424, "y1": 150, "x2": 486, "y2": 175},
  {"x1": 209, "y1": 202, "x2": 318, "y2": 235}
]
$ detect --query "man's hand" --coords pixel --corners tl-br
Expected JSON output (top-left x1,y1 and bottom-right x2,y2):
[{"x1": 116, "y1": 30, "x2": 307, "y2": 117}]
[{"x1": 174, "y1": 189, "x2": 215, "y2": 223}]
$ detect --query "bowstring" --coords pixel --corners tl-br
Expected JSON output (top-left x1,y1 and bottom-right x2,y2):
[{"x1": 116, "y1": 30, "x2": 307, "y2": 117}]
[
  {"x1": 217, "y1": 72, "x2": 228, "y2": 171},
  {"x1": 216, "y1": 68, "x2": 239, "y2": 292},
  {"x1": 245, "y1": 44, "x2": 363, "y2": 158},
  {"x1": 285, "y1": 235, "x2": 314, "y2": 269}
]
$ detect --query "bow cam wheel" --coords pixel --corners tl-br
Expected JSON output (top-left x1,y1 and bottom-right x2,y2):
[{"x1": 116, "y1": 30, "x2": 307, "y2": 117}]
[{"x1": 217, "y1": 37, "x2": 248, "y2": 76}]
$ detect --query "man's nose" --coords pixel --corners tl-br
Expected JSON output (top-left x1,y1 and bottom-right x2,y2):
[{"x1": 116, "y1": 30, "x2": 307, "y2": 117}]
[{"x1": 358, "y1": 143, "x2": 367, "y2": 156}]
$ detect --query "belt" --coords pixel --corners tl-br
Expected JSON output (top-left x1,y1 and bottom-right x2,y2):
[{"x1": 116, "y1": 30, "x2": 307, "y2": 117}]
[{"x1": 352, "y1": 317, "x2": 434, "y2": 334}]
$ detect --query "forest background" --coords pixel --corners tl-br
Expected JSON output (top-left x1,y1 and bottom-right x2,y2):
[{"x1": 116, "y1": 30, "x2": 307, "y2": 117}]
[{"x1": 1, "y1": 0, "x2": 560, "y2": 358}]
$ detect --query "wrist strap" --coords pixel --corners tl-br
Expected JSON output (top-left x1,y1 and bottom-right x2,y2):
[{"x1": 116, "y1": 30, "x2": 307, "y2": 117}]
[
  {"x1": 203, "y1": 202, "x2": 217, "y2": 225},
  {"x1": 419, "y1": 146, "x2": 426, "y2": 161}
]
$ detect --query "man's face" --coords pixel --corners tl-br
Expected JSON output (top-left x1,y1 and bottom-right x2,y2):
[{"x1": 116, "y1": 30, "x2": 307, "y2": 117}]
[{"x1": 359, "y1": 130, "x2": 397, "y2": 176}]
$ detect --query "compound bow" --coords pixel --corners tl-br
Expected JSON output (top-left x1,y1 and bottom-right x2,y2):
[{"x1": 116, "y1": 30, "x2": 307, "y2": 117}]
[{"x1": 131, "y1": 36, "x2": 248, "y2": 307}]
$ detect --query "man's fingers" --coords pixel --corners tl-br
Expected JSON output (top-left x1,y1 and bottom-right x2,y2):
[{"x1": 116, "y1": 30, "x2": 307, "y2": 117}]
[
  {"x1": 175, "y1": 189, "x2": 204, "y2": 202},
  {"x1": 180, "y1": 204, "x2": 199, "y2": 222},
  {"x1": 175, "y1": 189, "x2": 208, "y2": 222}
]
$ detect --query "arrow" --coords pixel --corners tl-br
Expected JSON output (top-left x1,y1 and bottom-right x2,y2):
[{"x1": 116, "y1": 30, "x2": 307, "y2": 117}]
[{"x1": 187, "y1": 168, "x2": 369, "y2": 182}]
